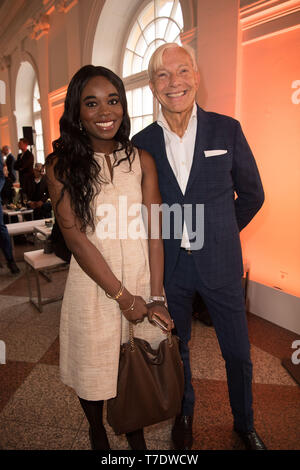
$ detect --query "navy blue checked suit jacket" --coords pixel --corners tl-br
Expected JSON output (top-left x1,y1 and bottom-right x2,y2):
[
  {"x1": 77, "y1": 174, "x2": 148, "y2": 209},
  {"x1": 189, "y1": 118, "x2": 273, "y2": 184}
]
[{"x1": 132, "y1": 105, "x2": 264, "y2": 289}]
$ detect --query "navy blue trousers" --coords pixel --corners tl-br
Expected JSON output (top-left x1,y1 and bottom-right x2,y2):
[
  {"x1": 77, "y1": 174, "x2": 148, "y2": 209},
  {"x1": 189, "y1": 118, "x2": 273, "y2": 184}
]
[{"x1": 164, "y1": 249, "x2": 254, "y2": 432}]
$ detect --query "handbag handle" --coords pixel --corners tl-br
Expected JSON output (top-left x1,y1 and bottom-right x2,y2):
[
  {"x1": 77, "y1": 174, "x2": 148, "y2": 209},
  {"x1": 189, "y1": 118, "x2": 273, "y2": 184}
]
[{"x1": 129, "y1": 322, "x2": 172, "y2": 351}]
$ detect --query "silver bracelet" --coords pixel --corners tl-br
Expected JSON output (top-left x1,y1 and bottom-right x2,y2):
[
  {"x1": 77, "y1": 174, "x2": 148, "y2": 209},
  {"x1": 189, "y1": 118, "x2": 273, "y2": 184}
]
[{"x1": 149, "y1": 295, "x2": 165, "y2": 303}]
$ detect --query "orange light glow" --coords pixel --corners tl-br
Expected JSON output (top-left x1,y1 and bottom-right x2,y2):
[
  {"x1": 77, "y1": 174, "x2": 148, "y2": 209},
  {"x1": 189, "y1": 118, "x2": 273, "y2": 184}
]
[
  {"x1": 240, "y1": 0, "x2": 300, "y2": 29},
  {"x1": 240, "y1": 27, "x2": 300, "y2": 297},
  {"x1": 0, "y1": 117, "x2": 10, "y2": 148},
  {"x1": 48, "y1": 85, "x2": 67, "y2": 145}
]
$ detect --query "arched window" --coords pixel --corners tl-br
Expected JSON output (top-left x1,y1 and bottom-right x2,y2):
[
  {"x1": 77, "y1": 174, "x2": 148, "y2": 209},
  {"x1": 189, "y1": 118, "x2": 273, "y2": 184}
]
[
  {"x1": 123, "y1": 0, "x2": 183, "y2": 136},
  {"x1": 15, "y1": 63, "x2": 45, "y2": 164},
  {"x1": 33, "y1": 81, "x2": 44, "y2": 163}
]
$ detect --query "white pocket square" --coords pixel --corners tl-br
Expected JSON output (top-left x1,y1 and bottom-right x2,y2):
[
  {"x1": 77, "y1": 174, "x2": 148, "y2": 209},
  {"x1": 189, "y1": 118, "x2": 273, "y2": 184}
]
[{"x1": 204, "y1": 149, "x2": 228, "y2": 157}]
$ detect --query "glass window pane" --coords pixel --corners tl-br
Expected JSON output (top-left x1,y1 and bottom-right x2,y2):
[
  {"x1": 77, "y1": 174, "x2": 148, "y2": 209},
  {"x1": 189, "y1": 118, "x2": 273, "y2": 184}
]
[
  {"x1": 126, "y1": 23, "x2": 141, "y2": 51},
  {"x1": 143, "y1": 115, "x2": 153, "y2": 129},
  {"x1": 158, "y1": 0, "x2": 173, "y2": 18},
  {"x1": 131, "y1": 117, "x2": 143, "y2": 136},
  {"x1": 132, "y1": 88, "x2": 143, "y2": 117},
  {"x1": 144, "y1": 22, "x2": 155, "y2": 44},
  {"x1": 34, "y1": 118, "x2": 42, "y2": 134},
  {"x1": 33, "y1": 81, "x2": 41, "y2": 112},
  {"x1": 135, "y1": 35, "x2": 147, "y2": 56},
  {"x1": 156, "y1": 18, "x2": 168, "y2": 39},
  {"x1": 165, "y1": 20, "x2": 180, "y2": 42},
  {"x1": 132, "y1": 54, "x2": 143, "y2": 75},
  {"x1": 37, "y1": 150, "x2": 45, "y2": 164},
  {"x1": 123, "y1": 50, "x2": 134, "y2": 77},
  {"x1": 174, "y1": 34, "x2": 181, "y2": 45},
  {"x1": 154, "y1": 38, "x2": 165, "y2": 50},
  {"x1": 126, "y1": 90, "x2": 132, "y2": 117},
  {"x1": 36, "y1": 135, "x2": 44, "y2": 151},
  {"x1": 173, "y1": 1, "x2": 184, "y2": 28},
  {"x1": 33, "y1": 98, "x2": 41, "y2": 112},
  {"x1": 138, "y1": 1, "x2": 154, "y2": 30},
  {"x1": 142, "y1": 42, "x2": 156, "y2": 71},
  {"x1": 34, "y1": 81, "x2": 40, "y2": 98},
  {"x1": 142, "y1": 86, "x2": 153, "y2": 115}
]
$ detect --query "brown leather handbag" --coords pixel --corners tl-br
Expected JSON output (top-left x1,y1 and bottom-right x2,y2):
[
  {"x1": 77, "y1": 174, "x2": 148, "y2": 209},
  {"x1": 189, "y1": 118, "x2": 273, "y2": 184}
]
[{"x1": 106, "y1": 323, "x2": 184, "y2": 435}]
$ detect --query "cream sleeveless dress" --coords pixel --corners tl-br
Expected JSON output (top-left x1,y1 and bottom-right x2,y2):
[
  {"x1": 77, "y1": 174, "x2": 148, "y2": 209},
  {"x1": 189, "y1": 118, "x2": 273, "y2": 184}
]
[{"x1": 59, "y1": 148, "x2": 165, "y2": 400}]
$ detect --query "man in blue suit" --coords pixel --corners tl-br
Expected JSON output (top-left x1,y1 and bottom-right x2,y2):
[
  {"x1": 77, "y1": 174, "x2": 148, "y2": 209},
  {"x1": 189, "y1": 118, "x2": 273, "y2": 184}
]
[{"x1": 132, "y1": 43, "x2": 266, "y2": 450}]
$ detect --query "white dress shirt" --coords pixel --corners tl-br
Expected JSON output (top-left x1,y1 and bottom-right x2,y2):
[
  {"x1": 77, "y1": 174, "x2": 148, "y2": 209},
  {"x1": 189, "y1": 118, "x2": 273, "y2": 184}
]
[{"x1": 157, "y1": 103, "x2": 197, "y2": 248}]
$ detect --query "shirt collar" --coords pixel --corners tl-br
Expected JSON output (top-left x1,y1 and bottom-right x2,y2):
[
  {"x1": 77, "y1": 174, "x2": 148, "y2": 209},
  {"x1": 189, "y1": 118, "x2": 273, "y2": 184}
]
[{"x1": 157, "y1": 102, "x2": 197, "y2": 133}]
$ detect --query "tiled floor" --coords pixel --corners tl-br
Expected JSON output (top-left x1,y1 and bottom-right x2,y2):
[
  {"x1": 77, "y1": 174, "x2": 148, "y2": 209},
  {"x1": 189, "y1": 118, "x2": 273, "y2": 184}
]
[{"x1": 0, "y1": 242, "x2": 299, "y2": 451}]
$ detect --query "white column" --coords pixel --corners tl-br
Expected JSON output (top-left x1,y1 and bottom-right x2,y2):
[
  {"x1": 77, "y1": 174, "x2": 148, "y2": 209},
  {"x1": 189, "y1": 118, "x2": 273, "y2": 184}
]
[
  {"x1": 1, "y1": 56, "x2": 19, "y2": 156},
  {"x1": 57, "y1": 0, "x2": 81, "y2": 81},
  {"x1": 31, "y1": 15, "x2": 52, "y2": 157}
]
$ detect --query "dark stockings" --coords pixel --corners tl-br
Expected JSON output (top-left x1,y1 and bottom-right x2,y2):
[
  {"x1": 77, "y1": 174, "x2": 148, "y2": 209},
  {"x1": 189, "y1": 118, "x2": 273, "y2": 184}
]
[
  {"x1": 78, "y1": 397, "x2": 110, "y2": 450},
  {"x1": 126, "y1": 429, "x2": 147, "y2": 450},
  {"x1": 78, "y1": 397, "x2": 147, "y2": 450}
]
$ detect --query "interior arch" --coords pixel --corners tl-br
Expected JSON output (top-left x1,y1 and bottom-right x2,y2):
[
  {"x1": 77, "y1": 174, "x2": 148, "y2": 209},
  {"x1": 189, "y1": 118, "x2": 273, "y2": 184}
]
[{"x1": 15, "y1": 61, "x2": 36, "y2": 140}]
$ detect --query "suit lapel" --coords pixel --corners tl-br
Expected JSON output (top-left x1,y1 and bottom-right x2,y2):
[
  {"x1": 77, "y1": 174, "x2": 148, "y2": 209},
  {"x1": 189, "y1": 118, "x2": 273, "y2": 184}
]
[
  {"x1": 153, "y1": 107, "x2": 211, "y2": 195},
  {"x1": 185, "y1": 106, "x2": 210, "y2": 194},
  {"x1": 152, "y1": 123, "x2": 183, "y2": 195}
]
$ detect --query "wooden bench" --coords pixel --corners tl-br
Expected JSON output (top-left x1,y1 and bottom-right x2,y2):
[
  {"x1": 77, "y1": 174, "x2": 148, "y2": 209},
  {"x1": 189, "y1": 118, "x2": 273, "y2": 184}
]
[{"x1": 24, "y1": 249, "x2": 68, "y2": 312}]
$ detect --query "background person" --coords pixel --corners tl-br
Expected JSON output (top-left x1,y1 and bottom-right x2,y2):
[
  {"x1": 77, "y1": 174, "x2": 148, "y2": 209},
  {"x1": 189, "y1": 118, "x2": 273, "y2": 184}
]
[
  {"x1": 14, "y1": 137, "x2": 34, "y2": 200},
  {"x1": 0, "y1": 153, "x2": 20, "y2": 274},
  {"x1": 1, "y1": 145, "x2": 16, "y2": 205},
  {"x1": 26, "y1": 163, "x2": 51, "y2": 219},
  {"x1": 2, "y1": 145, "x2": 16, "y2": 183},
  {"x1": 132, "y1": 43, "x2": 266, "y2": 451}
]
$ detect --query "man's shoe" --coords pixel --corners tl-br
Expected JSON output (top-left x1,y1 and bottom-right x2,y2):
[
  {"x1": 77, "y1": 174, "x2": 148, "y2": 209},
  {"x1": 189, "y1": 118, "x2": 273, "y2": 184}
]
[
  {"x1": 7, "y1": 261, "x2": 20, "y2": 274},
  {"x1": 172, "y1": 415, "x2": 193, "y2": 450},
  {"x1": 235, "y1": 428, "x2": 267, "y2": 450}
]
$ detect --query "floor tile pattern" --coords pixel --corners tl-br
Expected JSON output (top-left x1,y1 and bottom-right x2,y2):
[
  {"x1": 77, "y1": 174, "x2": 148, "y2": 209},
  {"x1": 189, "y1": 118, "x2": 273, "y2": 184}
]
[{"x1": 0, "y1": 242, "x2": 299, "y2": 450}]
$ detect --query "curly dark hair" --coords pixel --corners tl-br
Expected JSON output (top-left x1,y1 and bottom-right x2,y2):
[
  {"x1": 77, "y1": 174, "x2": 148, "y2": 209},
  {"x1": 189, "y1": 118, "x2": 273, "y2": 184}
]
[{"x1": 46, "y1": 65, "x2": 134, "y2": 231}]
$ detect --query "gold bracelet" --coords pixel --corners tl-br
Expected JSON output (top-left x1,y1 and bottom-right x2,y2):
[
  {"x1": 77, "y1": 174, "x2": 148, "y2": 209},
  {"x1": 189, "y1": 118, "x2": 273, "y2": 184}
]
[
  {"x1": 105, "y1": 282, "x2": 124, "y2": 300},
  {"x1": 121, "y1": 296, "x2": 136, "y2": 313}
]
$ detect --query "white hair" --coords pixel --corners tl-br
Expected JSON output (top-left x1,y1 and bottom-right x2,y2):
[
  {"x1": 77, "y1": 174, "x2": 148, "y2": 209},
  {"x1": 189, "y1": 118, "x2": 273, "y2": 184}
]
[{"x1": 148, "y1": 43, "x2": 198, "y2": 81}]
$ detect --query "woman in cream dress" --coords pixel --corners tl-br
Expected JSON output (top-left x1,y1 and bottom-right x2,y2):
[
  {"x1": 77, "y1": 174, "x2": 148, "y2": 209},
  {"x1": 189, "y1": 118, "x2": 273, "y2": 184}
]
[{"x1": 46, "y1": 65, "x2": 173, "y2": 450}]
